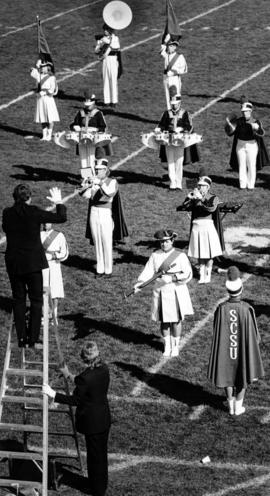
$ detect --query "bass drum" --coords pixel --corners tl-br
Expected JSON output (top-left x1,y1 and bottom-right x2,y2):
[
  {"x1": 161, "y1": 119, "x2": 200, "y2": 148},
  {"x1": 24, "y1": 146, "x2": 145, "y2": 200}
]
[{"x1": 94, "y1": 132, "x2": 112, "y2": 147}]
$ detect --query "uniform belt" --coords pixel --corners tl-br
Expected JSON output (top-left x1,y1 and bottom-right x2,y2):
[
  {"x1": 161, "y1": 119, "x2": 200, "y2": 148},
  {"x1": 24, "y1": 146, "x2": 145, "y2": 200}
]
[{"x1": 108, "y1": 50, "x2": 119, "y2": 56}]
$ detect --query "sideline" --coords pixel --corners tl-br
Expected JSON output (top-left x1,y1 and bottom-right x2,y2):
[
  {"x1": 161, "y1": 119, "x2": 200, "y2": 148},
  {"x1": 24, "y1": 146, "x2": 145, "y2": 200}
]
[{"x1": 0, "y1": 0, "x2": 238, "y2": 112}]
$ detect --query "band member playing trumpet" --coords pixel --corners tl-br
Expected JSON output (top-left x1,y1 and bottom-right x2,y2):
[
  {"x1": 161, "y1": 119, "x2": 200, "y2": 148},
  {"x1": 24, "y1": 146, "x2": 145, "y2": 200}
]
[
  {"x1": 160, "y1": 37, "x2": 187, "y2": 110},
  {"x1": 133, "y1": 229, "x2": 193, "y2": 357},
  {"x1": 225, "y1": 101, "x2": 269, "y2": 189},
  {"x1": 156, "y1": 94, "x2": 193, "y2": 190},
  {"x1": 80, "y1": 158, "x2": 128, "y2": 277},
  {"x1": 30, "y1": 58, "x2": 59, "y2": 141},
  {"x1": 70, "y1": 90, "x2": 111, "y2": 180},
  {"x1": 95, "y1": 24, "x2": 122, "y2": 108},
  {"x1": 182, "y1": 175, "x2": 224, "y2": 284}
]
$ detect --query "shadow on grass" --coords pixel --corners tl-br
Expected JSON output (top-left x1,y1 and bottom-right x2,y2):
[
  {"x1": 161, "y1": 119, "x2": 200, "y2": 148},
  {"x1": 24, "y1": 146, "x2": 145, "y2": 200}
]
[
  {"x1": 114, "y1": 361, "x2": 225, "y2": 410},
  {"x1": 110, "y1": 169, "x2": 168, "y2": 188},
  {"x1": 244, "y1": 299, "x2": 270, "y2": 319},
  {"x1": 10, "y1": 164, "x2": 80, "y2": 185},
  {"x1": 63, "y1": 255, "x2": 96, "y2": 273},
  {"x1": 57, "y1": 465, "x2": 89, "y2": 494},
  {"x1": 0, "y1": 295, "x2": 13, "y2": 313},
  {"x1": 0, "y1": 122, "x2": 41, "y2": 138},
  {"x1": 187, "y1": 94, "x2": 270, "y2": 109},
  {"x1": 62, "y1": 314, "x2": 162, "y2": 351},
  {"x1": 215, "y1": 255, "x2": 270, "y2": 277}
]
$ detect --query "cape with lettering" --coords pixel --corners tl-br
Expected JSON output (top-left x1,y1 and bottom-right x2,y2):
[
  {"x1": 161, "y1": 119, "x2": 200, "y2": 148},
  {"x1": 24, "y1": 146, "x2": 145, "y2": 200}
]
[{"x1": 207, "y1": 299, "x2": 264, "y2": 388}]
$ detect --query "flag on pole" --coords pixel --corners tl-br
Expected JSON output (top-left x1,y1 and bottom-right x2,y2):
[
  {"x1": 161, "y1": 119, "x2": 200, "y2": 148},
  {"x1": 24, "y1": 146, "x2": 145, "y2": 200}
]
[
  {"x1": 37, "y1": 17, "x2": 55, "y2": 72},
  {"x1": 162, "y1": 0, "x2": 182, "y2": 44}
]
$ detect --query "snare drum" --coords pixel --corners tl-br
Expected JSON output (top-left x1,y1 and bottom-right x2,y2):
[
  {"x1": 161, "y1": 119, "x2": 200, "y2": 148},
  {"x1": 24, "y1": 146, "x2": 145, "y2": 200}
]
[
  {"x1": 154, "y1": 130, "x2": 169, "y2": 145},
  {"x1": 141, "y1": 132, "x2": 159, "y2": 150},
  {"x1": 65, "y1": 131, "x2": 80, "y2": 144},
  {"x1": 181, "y1": 132, "x2": 203, "y2": 148},
  {"x1": 79, "y1": 131, "x2": 95, "y2": 143},
  {"x1": 171, "y1": 132, "x2": 185, "y2": 146},
  {"x1": 94, "y1": 132, "x2": 112, "y2": 147}
]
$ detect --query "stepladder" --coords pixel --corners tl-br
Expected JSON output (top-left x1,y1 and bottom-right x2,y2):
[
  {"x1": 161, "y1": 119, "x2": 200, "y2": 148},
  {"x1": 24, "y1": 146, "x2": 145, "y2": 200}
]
[{"x1": 0, "y1": 288, "x2": 83, "y2": 496}]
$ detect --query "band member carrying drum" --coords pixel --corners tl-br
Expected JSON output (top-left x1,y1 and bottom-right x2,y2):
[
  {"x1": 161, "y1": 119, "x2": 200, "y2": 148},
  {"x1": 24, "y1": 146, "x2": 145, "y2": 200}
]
[
  {"x1": 70, "y1": 90, "x2": 112, "y2": 180},
  {"x1": 156, "y1": 94, "x2": 193, "y2": 190}
]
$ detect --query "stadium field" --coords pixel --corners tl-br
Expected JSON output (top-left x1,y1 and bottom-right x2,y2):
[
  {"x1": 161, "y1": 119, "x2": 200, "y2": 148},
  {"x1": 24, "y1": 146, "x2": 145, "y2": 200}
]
[{"x1": 0, "y1": 0, "x2": 270, "y2": 494}]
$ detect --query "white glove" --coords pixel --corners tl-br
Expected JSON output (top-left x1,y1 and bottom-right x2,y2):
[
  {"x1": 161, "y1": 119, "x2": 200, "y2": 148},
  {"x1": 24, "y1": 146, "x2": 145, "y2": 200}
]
[
  {"x1": 92, "y1": 177, "x2": 101, "y2": 185},
  {"x1": 39, "y1": 90, "x2": 46, "y2": 96},
  {"x1": 154, "y1": 127, "x2": 161, "y2": 133},
  {"x1": 251, "y1": 122, "x2": 259, "y2": 131},
  {"x1": 47, "y1": 187, "x2": 63, "y2": 204},
  {"x1": 42, "y1": 384, "x2": 56, "y2": 399},
  {"x1": 73, "y1": 125, "x2": 81, "y2": 132},
  {"x1": 133, "y1": 282, "x2": 142, "y2": 293},
  {"x1": 162, "y1": 274, "x2": 172, "y2": 283},
  {"x1": 36, "y1": 59, "x2": 42, "y2": 68}
]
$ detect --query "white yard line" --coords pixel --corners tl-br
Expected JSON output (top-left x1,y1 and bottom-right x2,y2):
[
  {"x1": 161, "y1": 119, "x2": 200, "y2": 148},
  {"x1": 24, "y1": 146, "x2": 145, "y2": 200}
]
[
  {"x1": 0, "y1": 0, "x2": 104, "y2": 38},
  {"x1": 0, "y1": 0, "x2": 238, "y2": 112},
  {"x1": 203, "y1": 473, "x2": 270, "y2": 496}
]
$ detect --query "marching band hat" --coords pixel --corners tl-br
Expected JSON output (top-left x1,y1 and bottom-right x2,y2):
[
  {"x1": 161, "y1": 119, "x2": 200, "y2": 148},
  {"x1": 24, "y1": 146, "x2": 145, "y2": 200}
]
[
  {"x1": 167, "y1": 40, "x2": 179, "y2": 47},
  {"x1": 197, "y1": 175, "x2": 212, "y2": 187},
  {"x1": 95, "y1": 158, "x2": 109, "y2": 169},
  {"x1": 225, "y1": 266, "x2": 243, "y2": 296},
  {"x1": 154, "y1": 229, "x2": 177, "y2": 241},
  {"x1": 84, "y1": 90, "x2": 97, "y2": 105},
  {"x1": 241, "y1": 101, "x2": 253, "y2": 112},
  {"x1": 170, "y1": 94, "x2": 181, "y2": 104}
]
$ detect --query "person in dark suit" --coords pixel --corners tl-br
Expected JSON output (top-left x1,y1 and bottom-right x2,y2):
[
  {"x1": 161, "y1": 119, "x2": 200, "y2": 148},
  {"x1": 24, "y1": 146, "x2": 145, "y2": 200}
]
[
  {"x1": 2, "y1": 184, "x2": 67, "y2": 348},
  {"x1": 43, "y1": 341, "x2": 111, "y2": 496}
]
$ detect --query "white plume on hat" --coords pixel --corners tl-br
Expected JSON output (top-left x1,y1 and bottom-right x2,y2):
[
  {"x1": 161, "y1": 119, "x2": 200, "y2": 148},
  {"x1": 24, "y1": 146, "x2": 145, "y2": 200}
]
[
  {"x1": 241, "y1": 102, "x2": 253, "y2": 112},
  {"x1": 226, "y1": 266, "x2": 242, "y2": 295}
]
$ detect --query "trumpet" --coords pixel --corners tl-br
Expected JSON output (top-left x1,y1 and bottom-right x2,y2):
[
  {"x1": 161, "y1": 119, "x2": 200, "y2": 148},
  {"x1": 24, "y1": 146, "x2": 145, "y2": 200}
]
[{"x1": 188, "y1": 187, "x2": 203, "y2": 200}]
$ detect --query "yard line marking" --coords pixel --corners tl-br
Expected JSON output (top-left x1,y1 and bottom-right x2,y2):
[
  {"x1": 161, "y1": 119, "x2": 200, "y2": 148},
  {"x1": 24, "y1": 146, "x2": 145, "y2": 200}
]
[
  {"x1": 0, "y1": 0, "x2": 238, "y2": 111},
  {"x1": 260, "y1": 411, "x2": 270, "y2": 424},
  {"x1": 189, "y1": 404, "x2": 207, "y2": 420},
  {"x1": 0, "y1": 0, "x2": 104, "y2": 38},
  {"x1": 27, "y1": 445, "x2": 270, "y2": 473},
  {"x1": 203, "y1": 473, "x2": 270, "y2": 496},
  {"x1": 131, "y1": 259, "x2": 268, "y2": 398}
]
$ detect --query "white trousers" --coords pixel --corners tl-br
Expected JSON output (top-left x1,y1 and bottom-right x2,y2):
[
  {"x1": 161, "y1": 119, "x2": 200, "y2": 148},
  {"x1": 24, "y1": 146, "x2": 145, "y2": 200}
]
[
  {"x1": 103, "y1": 56, "x2": 118, "y2": 104},
  {"x1": 90, "y1": 207, "x2": 113, "y2": 274},
  {"x1": 236, "y1": 139, "x2": 258, "y2": 189},
  {"x1": 163, "y1": 75, "x2": 181, "y2": 109},
  {"x1": 166, "y1": 144, "x2": 184, "y2": 189}
]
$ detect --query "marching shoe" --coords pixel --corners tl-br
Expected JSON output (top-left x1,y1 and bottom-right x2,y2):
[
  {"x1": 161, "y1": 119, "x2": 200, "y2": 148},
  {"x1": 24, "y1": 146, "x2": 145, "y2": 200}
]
[{"x1": 235, "y1": 399, "x2": 246, "y2": 416}]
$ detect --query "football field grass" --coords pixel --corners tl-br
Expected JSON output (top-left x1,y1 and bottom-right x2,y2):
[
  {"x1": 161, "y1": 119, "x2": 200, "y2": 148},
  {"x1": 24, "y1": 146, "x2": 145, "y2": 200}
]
[{"x1": 0, "y1": 0, "x2": 270, "y2": 494}]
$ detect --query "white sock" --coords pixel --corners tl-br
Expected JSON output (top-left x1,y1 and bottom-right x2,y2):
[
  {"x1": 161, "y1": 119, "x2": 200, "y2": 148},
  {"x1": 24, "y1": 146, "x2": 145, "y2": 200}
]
[{"x1": 163, "y1": 335, "x2": 171, "y2": 357}]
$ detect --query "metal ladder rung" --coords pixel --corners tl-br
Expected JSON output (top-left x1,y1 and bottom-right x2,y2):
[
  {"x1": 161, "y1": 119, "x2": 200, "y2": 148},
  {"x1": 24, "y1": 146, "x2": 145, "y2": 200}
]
[
  {"x1": 6, "y1": 368, "x2": 43, "y2": 377},
  {"x1": 0, "y1": 423, "x2": 43, "y2": 433},
  {"x1": 0, "y1": 450, "x2": 43, "y2": 460},
  {"x1": 2, "y1": 396, "x2": 43, "y2": 405},
  {"x1": 0, "y1": 479, "x2": 42, "y2": 488}
]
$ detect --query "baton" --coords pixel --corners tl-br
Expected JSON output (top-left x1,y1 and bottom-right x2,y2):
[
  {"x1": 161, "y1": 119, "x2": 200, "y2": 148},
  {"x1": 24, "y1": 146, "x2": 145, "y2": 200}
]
[{"x1": 124, "y1": 263, "x2": 177, "y2": 299}]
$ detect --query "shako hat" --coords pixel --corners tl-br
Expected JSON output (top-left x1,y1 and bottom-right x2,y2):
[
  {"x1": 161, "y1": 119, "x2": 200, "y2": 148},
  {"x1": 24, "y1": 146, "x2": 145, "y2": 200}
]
[
  {"x1": 225, "y1": 266, "x2": 243, "y2": 296},
  {"x1": 167, "y1": 40, "x2": 180, "y2": 47},
  {"x1": 95, "y1": 158, "x2": 109, "y2": 169},
  {"x1": 241, "y1": 101, "x2": 253, "y2": 112},
  {"x1": 84, "y1": 90, "x2": 97, "y2": 105},
  {"x1": 197, "y1": 175, "x2": 212, "y2": 187},
  {"x1": 170, "y1": 94, "x2": 181, "y2": 104},
  {"x1": 154, "y1": 229, "x2": 177, "y2": 241}
]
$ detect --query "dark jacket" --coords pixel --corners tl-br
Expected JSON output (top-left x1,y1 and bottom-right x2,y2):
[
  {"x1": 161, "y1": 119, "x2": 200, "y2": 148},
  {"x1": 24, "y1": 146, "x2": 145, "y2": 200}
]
[
  {"x1": 2, "y1": 203, "x2": 67, "y2": 275},
  {"x1": 55, "y1": 363, "x2": 111, "y2": 435}
]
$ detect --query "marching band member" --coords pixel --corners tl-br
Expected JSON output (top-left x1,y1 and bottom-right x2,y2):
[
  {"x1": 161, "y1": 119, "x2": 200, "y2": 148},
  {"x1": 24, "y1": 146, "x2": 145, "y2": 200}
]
[
  {"x1": 95, "y1": 24, "x2": 122, "y2": 108},
  {"x1": 70, "y1": 91, "x2": 111, "y2": 179},
  {"x1": 133, "y1": 229, "x2": 193, "y2": 358},
  {"x1": 208, "y1": 266, "x2": 264, "y2": 416},
  {"x1": 182, "y1": 175, "x2": 224, "y2": 284},
  {"x1": 30, "y1": 58, "x2": 59, "y2": 141},
  {"x1": 40, "y1": 223, "x2": 69, "y2": 325},
  {"x1": 225, "y1": 101, "x2": 269, "y2": 189},
  {"x1": 157, "y1": 94, "x2": 193, "y2": 190},
  {"x1": 80, "y1": 158, "x2": 128, "y2": 278},
  {"x1": 160, "y1": 38, "x2": 187, "y2": 109}
]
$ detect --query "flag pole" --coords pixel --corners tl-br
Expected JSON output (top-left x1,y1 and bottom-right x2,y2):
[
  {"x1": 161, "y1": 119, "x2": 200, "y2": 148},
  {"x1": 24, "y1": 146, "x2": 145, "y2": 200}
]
[{"x1": 37, "y1": 16, "x2": 41, "y2": 53}]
